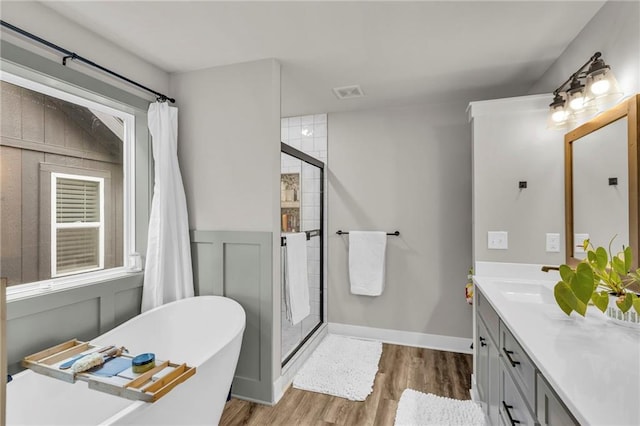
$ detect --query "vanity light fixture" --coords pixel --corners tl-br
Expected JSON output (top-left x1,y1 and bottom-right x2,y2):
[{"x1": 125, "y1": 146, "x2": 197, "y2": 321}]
[{"x1": 547, "y1": 52, "x2": 623, "y2": 129}]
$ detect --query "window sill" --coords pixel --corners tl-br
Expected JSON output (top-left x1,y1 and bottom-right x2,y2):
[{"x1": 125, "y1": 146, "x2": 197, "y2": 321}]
[{"x1": 6, "y1": 268, "x2": 144, "y2": 303}]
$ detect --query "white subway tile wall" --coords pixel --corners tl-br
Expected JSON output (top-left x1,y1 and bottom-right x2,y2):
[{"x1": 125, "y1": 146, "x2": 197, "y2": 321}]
[{"x1": 280, "y1": 114, "x2": 327, "y2": 361}]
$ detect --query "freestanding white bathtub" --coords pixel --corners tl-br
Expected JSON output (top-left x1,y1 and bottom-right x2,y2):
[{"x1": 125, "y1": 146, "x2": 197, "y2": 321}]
[{"x1": 7, "y1": 295, "x2": 245, "y2": 425}]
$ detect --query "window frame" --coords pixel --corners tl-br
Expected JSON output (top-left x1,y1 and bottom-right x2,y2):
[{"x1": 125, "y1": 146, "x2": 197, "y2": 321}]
[
  {"x1": 51, "y1": 173, "x2": 106, "y2": 278},
  {"x1": 1, "y1": 69, "x2": 140, "y2": 298}
]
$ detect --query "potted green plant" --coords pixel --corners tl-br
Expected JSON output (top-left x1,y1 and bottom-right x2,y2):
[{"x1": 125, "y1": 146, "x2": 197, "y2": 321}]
[{"x1": 554, "y1": 238, "x2": 640, "y2": 327}]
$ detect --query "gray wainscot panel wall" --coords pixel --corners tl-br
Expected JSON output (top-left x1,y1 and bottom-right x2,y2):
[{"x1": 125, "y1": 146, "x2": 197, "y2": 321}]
[
  {"x1": 191, "y1": 230, "x2": 273, "y2": 404},
  {"x1": 6, "y1": 273, "x2": 143, "y2": 374}
]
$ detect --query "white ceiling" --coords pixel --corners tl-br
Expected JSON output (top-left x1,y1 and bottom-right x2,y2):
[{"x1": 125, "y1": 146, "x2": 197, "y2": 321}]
[{"x1": 42, "y1": 1, "x2": 605, "y2": 116}]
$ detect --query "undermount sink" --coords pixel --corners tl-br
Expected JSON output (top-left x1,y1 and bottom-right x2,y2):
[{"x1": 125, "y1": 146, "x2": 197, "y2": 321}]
[{"x1": 492, "y1": 281, "x2": 555, "y2": 304}]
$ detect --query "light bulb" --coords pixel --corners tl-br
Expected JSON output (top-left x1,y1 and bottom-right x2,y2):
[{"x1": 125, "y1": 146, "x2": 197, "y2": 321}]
[
  {"x1": 590, "y1": 79, "x2": 610, "y2": 95},
  {"x1": 569, "y1": 96, "x2": 585, "y2": 111},
  {"x1": 551, "y1": 109, "x2": 568, "y2": 122},
  {"x1": 585, "y1": 64, "x2": 623, "y2": 107}
]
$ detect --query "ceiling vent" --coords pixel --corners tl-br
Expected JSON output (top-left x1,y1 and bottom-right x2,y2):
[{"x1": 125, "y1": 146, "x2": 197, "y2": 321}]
[{"x1": 333, "y1": 85, "x2": 365, "y2": 100}]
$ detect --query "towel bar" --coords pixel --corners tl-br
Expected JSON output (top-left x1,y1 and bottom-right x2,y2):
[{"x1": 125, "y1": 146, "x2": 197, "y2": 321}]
[
  {"x1": 336, "y1": 230, "x2": 400, "y2": 236},
  {"x1": 280, "y1": 229, "x2": 321, "y2": 247}
]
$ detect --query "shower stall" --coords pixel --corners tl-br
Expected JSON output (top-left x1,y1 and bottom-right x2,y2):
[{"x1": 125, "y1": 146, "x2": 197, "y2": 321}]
[{"x1": 280, "y1": 142, "x2": 324, "y2": 366}]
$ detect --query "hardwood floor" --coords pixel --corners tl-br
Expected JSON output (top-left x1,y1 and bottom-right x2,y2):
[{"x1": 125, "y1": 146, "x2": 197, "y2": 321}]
[{"x1": 220, "y1": 343, "x2": 473, "y2": 426}]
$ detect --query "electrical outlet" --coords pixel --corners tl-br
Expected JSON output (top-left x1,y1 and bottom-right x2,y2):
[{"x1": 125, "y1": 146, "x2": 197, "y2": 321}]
[
  {"x1": 574, "y1": 233, "x2": 590, "y2": 253},
  {"x1": 546, "y1": 233, "x2": 560, "y2": 252},
  {"x1": 488, "y1": 231, "x2": 508, "y2": 250}
]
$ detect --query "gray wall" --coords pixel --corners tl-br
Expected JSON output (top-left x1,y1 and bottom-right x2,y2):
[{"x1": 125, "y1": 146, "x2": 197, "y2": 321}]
[
  {"x1": 191, "y1": 231, "x2": 273, "y2": 403},
  {"x1": 470, "y1": 95, "x2": 564, "y2": 265},
  {"x1": 327, "y1": 101, "x2": 473, "y2": 339},
  {"x1": 6, "y1": 274, "x2": 142, "y2": 374},
  {"x1": 170, "y1": 58, "x2": 283, "y2": 379},
  {"x1": 529, "y1": 0, "x2": 639, "y2": 97}
]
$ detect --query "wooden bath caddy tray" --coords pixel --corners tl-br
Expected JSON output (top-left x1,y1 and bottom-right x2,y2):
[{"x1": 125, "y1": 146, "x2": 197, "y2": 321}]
[{"x1": 22, "y1": 339, "x2": 196, "y2": 402}]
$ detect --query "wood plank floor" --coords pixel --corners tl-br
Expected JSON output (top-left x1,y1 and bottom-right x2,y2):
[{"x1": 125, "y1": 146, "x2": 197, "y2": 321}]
[{"x1": 220, "y1": 343, "x2": 473, "y2": 426}]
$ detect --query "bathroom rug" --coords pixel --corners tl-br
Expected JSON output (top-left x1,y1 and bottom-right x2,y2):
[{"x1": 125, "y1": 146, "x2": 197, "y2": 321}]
[
  {"x1": 292, "y1": 334, "x2": 382, "y2": 401},
  {"x1": 394, "y1": 389, "x2": 485, "y2": 426}
]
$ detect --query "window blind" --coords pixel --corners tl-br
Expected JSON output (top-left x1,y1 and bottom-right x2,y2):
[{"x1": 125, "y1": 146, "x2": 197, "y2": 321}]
[
  {"x1": 54, "y1": 177, "x2": 102, "y2": 275},
  {"x1": 56, "y1": 178, "x2": 100, "y2": 223}
]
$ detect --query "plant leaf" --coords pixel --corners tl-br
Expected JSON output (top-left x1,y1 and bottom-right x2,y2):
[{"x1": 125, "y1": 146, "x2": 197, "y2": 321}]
[
  {"x1": 592, "y1": 291, "x2": 609, "y2": 313},
  {"x1": 633, "y1": 296, "x2": 640, "y2": 315},
  {"x1": 554, "y1": 281, "x2": 587, "y2": 316},
  {"x1": 559, "y1": 264, "x2": 575, "y2": 283},
  {"x1": 554, "y1": 282, "x2": 576, "y2": 316},
  {"x1": 572, "y1": 263, "x2": 595, "y2": 305},
  {"x1": 616, "y1": 293, "x2": 633, "y2": 313},
  {"x1": 595, "y1": 247, "x2": 608, "y2": 270},
  {"x1": 587, "y1": 250, "x2": 597, "y2": 265},
  {"x1": 624, "y1": 246, "x2": 633, "y2": 272},
  {"x1": 611, "y1": 255, "x2": 626, "y2": 276}
]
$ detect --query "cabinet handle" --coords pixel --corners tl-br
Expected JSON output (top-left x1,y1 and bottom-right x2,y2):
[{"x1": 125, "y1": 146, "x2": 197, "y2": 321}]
[
  {"x1": 479, "y1": 336, "x2": 487, "y2": 347},
  {"x1": 502, "y1": 401, "x2": 521, "y2": 425},
  {"x1": 503, "y1": 348, "x2": 521, "y2": 367}
]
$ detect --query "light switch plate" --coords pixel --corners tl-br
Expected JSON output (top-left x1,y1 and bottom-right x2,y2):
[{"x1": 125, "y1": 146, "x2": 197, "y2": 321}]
[
  {"x1": 546, "y1": 233, "x2": 560, "y2": 252},
  {"x1": 574, "y1": 233, "x2": 590, "y2": 253},
  {"x1": 488, "y1": 231, "x2": 508, "y2": 250}
]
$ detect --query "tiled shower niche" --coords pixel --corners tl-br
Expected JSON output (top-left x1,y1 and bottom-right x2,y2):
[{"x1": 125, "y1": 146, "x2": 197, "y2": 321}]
[{"x1": 281, "y1": 173, "x2": 300, "y2": 232}]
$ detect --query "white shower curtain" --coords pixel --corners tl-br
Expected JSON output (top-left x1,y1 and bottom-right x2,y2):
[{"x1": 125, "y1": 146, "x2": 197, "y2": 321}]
[{"x1": 141, "y1": 101, "x2": 194, "y2": 312}]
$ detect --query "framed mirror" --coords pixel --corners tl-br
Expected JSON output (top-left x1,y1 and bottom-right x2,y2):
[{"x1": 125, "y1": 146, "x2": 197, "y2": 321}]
[{"x1": 565, "y1": 94, "x2": 639, "y2": 267}]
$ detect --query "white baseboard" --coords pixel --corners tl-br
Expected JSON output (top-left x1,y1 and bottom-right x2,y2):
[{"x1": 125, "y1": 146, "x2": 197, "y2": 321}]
[
  {"x1": 328, "y1": 322, "x2": 473, "y2": 354},
  {"x1": 470, "y1": 374, "x2": 479, "y2": 401},
  {"x1": 272, "y1": 376, "x2": 286, "y2": 405}
]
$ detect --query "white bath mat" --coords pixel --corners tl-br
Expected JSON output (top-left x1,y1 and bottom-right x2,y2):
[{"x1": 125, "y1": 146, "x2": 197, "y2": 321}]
[
  {"x1": 292, "y1": 334, "x2": 382, "y2": 401},
  {"x1": 394, "y1": 389, "x2": 485, "y2": 426}
]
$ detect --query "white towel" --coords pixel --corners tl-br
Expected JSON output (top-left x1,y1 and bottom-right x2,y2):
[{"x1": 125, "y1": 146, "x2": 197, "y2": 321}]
[
  {"x1": 284, "y1": 232, "x2": 310, "y2": 325},
  {"x1": 349, "y1": 231, "x2": 387, "y2": 296}
]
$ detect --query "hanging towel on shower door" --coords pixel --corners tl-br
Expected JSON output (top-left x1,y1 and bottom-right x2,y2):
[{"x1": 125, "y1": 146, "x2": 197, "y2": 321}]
[
  {"x1": 349, "y1": 231, "x2": 387, "y2": 296},
  {"x1": 285, "y1": 233, "x2": 310, "y2": 325}
]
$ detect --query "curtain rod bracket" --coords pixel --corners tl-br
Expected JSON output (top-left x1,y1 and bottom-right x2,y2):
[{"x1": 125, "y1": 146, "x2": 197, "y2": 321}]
[{"x1": 62, "y1": 53, "x2": 78, "y2": 66}]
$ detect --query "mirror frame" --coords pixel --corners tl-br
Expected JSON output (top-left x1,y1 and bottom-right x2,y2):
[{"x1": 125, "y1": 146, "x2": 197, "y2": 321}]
[{"x1": 565, "y1": 94, "x2": 640, "y2": 267}]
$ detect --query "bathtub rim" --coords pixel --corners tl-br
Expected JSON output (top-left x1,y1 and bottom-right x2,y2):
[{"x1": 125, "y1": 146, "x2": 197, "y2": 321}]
[{"x1": 8, "y1": 295, "x2": 246, "y2": 426}]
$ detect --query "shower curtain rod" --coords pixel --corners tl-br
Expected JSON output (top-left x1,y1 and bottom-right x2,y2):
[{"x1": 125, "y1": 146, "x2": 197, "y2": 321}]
[{"x1": 0, "y1": 20, "x2": 176, "y2": 103}]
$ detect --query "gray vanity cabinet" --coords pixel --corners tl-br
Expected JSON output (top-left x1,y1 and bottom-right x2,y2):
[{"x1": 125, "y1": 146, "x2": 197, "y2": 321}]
[
  {"x1": 475, "y1": 288, "x2": 577, "y2": 426},
  {"x1": 476, "y1": 292, "x2": 501, "y2": 426}
]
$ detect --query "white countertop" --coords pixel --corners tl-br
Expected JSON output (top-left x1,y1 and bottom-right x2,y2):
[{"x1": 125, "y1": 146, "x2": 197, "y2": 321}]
[{"x1": 474, "y1": 271, "x2": 640, "y2": 426}]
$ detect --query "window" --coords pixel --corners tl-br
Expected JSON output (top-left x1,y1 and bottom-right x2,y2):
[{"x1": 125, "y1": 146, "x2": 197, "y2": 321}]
[
  {"x1": 52, "y1": 174, "x2": 105, "y2": 277},
  {"x1": 0, "y1": 71, "x2": 136, "y2": 292}
]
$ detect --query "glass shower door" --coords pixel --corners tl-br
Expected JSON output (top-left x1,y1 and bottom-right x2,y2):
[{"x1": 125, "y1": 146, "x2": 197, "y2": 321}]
[{"x1": 280, "y1": 143, "x2": 324, "y2": 365}]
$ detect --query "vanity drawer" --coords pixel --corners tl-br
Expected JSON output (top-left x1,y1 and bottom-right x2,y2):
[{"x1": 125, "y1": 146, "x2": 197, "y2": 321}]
[
  {"x1": 499, "y1": 321, "x2": 535, "y2": 410},
  {"x1": 477, "y1": 290, "x2": 499, "y2": 342},
  {"x1": 499, "y1": 361, "x2": 536, "y2": 426}
]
